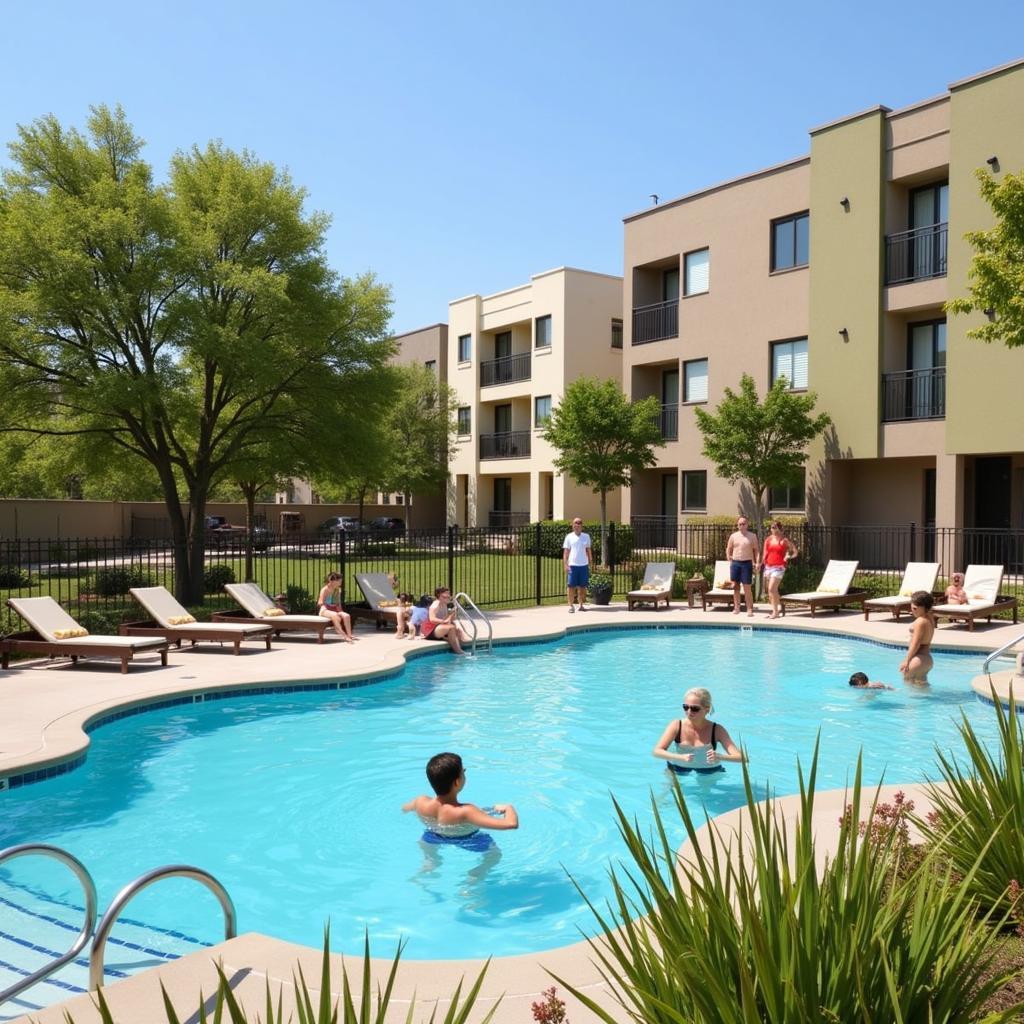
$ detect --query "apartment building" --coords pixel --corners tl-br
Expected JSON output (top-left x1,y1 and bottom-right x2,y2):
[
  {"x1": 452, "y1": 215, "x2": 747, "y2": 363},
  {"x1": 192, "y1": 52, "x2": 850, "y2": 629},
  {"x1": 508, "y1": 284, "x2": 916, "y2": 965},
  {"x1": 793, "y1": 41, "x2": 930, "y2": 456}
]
[
  {"x1": 447, "y1": 267, "x2": 623, "y2": 527},
  {"x1": 621, "y1": 58, "x2": 1024, "y2": 538}
]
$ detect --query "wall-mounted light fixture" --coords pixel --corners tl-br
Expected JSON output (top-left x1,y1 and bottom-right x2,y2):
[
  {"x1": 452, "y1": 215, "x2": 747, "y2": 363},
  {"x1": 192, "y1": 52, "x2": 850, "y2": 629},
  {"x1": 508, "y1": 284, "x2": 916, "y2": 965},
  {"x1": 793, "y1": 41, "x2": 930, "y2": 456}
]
[
  {"x1": 649, "y1": 193, "x2": 659, "y2": 206},
  {"x1": 838, "y1": 327, "x2": 849, "y2": 341},
  {"x1": 839, "y1": 196, "x2": 850, "y2": 210},
  {"x1": 986, "y1": 156, "x2": 1000, "y2": 172},
  {"x1": 984, "y1": 308, "x2": 997, "y2": 322}
]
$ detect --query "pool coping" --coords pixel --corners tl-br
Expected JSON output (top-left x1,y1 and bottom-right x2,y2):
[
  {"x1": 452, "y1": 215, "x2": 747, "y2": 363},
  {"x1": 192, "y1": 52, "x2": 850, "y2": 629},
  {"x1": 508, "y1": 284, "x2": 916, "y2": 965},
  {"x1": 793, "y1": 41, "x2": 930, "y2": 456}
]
[{"x1": 3, "y1": 603, "x2": 1023, "y2": 1022}]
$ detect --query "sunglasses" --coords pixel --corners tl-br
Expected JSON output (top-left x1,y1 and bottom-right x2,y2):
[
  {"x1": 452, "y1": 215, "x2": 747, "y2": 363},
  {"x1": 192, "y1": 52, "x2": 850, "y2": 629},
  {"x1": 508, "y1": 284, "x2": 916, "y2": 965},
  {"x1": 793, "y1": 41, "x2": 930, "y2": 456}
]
[{"x1": 681, "y1": 703, "x2": 704, "y2": 713}]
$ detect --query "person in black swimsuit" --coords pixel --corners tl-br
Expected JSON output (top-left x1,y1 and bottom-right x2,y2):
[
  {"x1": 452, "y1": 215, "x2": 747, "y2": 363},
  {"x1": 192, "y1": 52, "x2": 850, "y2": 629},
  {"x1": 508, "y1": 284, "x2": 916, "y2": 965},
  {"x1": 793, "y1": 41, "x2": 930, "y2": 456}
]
[{"x1": 652, "y1": 687, "x2": 745, "y2": 774}]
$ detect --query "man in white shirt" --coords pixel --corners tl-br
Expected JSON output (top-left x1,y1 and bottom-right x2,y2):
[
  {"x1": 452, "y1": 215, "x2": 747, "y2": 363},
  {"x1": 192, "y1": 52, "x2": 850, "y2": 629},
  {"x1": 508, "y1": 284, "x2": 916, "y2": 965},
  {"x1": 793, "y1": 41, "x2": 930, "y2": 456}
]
[{"x1": 562, "y1": 516, "x2": 593, "y2": 613}]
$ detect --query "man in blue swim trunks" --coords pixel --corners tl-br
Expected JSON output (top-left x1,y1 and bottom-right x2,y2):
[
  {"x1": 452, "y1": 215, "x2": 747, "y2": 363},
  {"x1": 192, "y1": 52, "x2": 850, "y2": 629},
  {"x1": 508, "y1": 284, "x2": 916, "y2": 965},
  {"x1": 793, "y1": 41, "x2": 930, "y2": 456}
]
[
  {"x1": 562, "y1": 516, "x2": 593, "y2": 613},
  {"x1": 726, "y1": 515, "x2": 760, "y2": 617},
  {"x1": 401, "y1": 752, "x2": 519, "y2": 841}
]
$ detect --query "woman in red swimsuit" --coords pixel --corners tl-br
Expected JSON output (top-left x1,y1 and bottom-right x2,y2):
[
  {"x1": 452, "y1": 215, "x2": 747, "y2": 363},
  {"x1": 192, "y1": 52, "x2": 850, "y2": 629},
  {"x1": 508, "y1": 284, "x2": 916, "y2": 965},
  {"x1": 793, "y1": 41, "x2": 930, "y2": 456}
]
[{"x1": 761, "y1": 520, "x2": 798, "y2": 620}]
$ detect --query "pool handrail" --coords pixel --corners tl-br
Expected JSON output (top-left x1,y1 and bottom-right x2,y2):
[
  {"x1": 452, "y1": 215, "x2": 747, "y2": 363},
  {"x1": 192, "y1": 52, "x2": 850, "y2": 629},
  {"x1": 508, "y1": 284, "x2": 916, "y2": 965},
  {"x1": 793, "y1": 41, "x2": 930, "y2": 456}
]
[
  {"x1": 453, "y1": 592, "x2": 492, "y2": 655},
  {"x1": 982, "y1": 630, "x2": 1024, "y2": 676},
  {"x1": 0, "y1": 843, "x2": 98, "y2": 1007},
  {"x1": 89, "y1": 864, "x2": 236, "y2": 990}
]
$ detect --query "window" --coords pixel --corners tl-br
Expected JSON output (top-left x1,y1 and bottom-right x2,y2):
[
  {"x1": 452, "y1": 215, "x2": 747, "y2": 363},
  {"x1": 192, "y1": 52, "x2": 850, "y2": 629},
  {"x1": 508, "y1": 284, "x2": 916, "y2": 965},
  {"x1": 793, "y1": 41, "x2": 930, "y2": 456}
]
[
  {"x1": 684, "y1": 249, "x2": 710, "y2": 295},
  {"x1": 382, "y1": 493, "x2": 390, "y2": 504},
  {"x1": 424, "y1": 360, "x2": 437, "y2": 374},
  {"x1": 611, "y1": 318, "x2": 623, "y2": 349},
  {"x1": 682, "y1": 471, "x2": 707, "y2": 511},
  {"x1": 770, "y1": 470, "x2": 805, "y2": 512},
  {"x1": 683, "y1": 358, "x2": 708, "y2": 403},
  {"x1": 396, "y1": 494, "x2": 404, "y2": 505},
  {"x1": 771, "y1": 212, "x2": 809, "y2": 271},
  {"x1": 535, "y1": 315, "x2": 552, "y2": 349},
  {"x1": 534, "y1": 394, "x2": 552, "y2": 427},
  {"x1": 771, "y1": 338, "x2": 808, "y2": 389},
  {"x1": 458, "y1": 334, "x2": 472, "y2": 362},
  {"x1": 662, "y1": 268, "x2": 680, "y2": 301},
  {"x1": 457, "y1": 406, "x2": 471, "y2": 435}
]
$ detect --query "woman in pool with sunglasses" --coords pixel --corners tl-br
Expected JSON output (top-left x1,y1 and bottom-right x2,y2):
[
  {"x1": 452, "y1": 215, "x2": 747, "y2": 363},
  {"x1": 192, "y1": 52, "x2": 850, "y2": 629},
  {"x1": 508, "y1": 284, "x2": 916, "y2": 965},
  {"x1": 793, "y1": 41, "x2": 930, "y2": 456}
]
[{"x1": 652, "y1": 687, "x2": 745, "y2": 774}]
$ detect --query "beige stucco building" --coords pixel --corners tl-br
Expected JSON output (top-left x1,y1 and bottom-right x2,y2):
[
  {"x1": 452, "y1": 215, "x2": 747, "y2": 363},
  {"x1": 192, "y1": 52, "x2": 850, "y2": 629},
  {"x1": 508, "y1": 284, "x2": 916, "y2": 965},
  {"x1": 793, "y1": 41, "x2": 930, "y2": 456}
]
[
  {"x1": 623, "y1": 58, "x2": 1024, "y2": 542},
  {"x1": 447, "y1": 267, "x2": 623, "y2": 527}
]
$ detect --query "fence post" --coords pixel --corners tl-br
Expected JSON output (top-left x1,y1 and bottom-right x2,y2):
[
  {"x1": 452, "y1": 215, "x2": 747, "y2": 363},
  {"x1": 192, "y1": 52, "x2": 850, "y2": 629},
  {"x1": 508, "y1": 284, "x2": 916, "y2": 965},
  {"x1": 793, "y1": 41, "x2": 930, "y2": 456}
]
[
  {"x1": 447, "y1": 525, "x2": 455, "y2": 595},
  {"x1": 339, "y1": 530, "x2": 346, "y2": 598},
  {"x1": 534, "y1": 522, "x2": 542, "y2": 606},
  {"x1": 608, "y1": 522, "x2": 617, "y2": 588}
]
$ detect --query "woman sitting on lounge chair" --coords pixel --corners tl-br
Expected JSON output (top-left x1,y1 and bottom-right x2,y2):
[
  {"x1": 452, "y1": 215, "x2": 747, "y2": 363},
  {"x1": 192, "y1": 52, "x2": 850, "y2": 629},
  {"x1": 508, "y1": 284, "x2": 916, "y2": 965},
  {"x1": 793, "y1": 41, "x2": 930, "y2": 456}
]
[
  {"x1": 421, "y1": 586, "x2": 470, "y2": 655},
  {"x1": 317, "y1": 573, "x2": 357, "y2": 642}
]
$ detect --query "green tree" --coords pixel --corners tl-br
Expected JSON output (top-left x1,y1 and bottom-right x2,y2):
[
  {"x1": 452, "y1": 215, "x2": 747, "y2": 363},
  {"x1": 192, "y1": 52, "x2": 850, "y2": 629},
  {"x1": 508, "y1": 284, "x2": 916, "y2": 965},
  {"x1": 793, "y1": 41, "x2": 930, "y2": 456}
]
[
  {"x1": 379, "y1": 363, "x2": 458, "y2": 528},
  {"x1": 0, "y1": 106, "x2": 393, "y2": 602},
  {"x1": 694, "y1": 374, "x2": 830, "y2": 527},
  {"x1": 543, "y1": 376, "x2": 663, "y2": 561},
  {"x1": 946, "y1": 167, "x2": 1024, "y2": 348}
]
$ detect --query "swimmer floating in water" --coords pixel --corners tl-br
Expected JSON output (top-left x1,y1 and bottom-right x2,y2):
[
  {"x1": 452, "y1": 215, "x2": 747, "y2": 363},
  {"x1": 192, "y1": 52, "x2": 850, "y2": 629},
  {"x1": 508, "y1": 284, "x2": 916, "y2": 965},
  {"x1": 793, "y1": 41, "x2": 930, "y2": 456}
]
[
  {"x1": 402, "y1": 752, "x2": 518, "y2": 842},
  {"x1": 849, "y1": 671, "x2": 895, "y2": 690},
  {"x1": 652, "y1": 687, "x2": 745, "y2": 774}
]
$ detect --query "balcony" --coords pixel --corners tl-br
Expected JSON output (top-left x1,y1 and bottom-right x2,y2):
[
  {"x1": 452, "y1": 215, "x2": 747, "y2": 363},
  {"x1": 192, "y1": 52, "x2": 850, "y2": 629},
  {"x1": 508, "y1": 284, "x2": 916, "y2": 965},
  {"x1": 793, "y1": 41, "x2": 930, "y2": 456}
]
[
  {"x1": 480, "y1": 352, "x2": 531, "y2": 387},
  {"x1": 632, "y1": 299, "x2": 678, "y2": 345},
  {"x1": 479, "y1": 430, "x2": 531, "y2": 460},
  {"x1": 488, "y1": 510, "x2": 530, "y2": 529},
  {"x1": 881, "y1": 367, "x2": 946, "y2": 422},
  {"x1": 885, "y1": 223, "x2": 948, "y2": 285},
  {"x1": 657, "y1": 403, "x2": 678, "y2": 441}
]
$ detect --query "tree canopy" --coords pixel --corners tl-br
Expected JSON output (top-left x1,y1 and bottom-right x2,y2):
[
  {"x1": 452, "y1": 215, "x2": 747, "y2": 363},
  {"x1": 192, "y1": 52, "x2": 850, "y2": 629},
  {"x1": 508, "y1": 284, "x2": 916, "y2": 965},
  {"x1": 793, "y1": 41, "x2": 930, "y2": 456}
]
[
  {"x1": 946, "y1": 168, "x2": 1024, "y2": 348},
  {"x1": 694, "y1": 374, "x2": 830, "y2": 527},
  {"x1": 543, "y1": 376, "x2": 663, "y2": 561},
  {"x1": 0, "y1": 106, "x2": 394, "y2": 601}
]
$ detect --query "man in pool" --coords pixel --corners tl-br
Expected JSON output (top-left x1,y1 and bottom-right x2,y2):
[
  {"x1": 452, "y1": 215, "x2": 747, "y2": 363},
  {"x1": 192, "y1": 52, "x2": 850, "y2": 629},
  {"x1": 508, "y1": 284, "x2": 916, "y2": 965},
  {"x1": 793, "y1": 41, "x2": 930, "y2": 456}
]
[{"x1": 402, "y1": 752, "x2": 519, "y2": 842}]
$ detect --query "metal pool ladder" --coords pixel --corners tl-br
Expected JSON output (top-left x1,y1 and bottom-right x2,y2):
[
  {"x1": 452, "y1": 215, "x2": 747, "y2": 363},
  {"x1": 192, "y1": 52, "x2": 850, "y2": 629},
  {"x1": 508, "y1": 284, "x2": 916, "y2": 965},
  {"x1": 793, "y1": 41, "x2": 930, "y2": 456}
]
[
  {"x1": 0, "y1": 842, "x2": 236, "y2": 1004},
  {"x1": 982, "y1": 630, "x2": 1024, "y2": 676},
  {"x1": 454, "y1": 592, "x2": 492, "y2": 654}
]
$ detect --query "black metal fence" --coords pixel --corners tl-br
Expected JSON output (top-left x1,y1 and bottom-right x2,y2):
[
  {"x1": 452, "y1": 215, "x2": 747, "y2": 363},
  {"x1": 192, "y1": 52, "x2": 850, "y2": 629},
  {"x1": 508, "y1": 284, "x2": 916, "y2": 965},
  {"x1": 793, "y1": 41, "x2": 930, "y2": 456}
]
[{"x1": 1, "y1": 522, "x2": 1021, "y2": 634}]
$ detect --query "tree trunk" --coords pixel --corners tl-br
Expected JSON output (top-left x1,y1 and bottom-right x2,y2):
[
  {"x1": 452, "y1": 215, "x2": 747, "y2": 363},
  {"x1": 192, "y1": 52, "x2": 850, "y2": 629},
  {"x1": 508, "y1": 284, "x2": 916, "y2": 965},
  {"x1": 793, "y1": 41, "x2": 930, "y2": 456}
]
[
  {"x1": 403, "y1": 491, "x2": 412, "y2": 530},
  {"x1": 154, "y1": 461, "x2": 195, "y2": 606},
  {"x1": 185, "y1": 489, "x2": 209, "y2": 607},
  {"x1": 241, "y1": 481, "x2": 257, "y2": 582},
  {"x1": 599, "y1": 489, "x2": 608, "y2": 569}
]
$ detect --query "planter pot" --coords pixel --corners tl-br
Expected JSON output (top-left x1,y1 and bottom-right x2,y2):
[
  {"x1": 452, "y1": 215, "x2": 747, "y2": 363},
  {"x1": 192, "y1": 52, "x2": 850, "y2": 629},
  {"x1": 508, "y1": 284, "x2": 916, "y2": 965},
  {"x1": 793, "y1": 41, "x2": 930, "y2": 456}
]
[{"x1": 589, "y1": 583, "x2": 613, "y2": 606}]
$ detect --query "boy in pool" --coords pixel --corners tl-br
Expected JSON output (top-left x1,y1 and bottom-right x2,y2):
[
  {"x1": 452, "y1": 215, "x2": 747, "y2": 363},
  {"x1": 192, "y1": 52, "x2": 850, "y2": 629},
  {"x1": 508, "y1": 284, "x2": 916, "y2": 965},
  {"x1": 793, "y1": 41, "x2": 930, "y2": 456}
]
[
  {"x1": 849, "y1": 671, "x2": 895, "y2": 690},
  {"x1": 402, "y1": 752, "x2": 519, "y2": 837}
]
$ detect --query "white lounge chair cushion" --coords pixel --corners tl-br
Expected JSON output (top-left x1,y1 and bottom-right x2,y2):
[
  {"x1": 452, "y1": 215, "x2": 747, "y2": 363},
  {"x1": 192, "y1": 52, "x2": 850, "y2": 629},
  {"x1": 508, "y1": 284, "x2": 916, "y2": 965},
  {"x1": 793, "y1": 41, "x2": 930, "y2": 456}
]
[
  {"x1": 628, "y1": 562, "x2": 675, "y2": 597},
  {"x1": 354, "y1": 573, "x2": 400, "y2": 616},
  {"x1": 959, "y1": 565, "x2": 1003, "y2": 605},
  {"x1": 785, "y1": 560, "x2": 859, "y2": 602},
  {"x1": 225, "y1": 583, "x2": 281, "y2": 617},
  {"x1": 8, "y1": 596, "x2": 163, "y2": 650},
  {"x1": 933, "y1": 600, "x2": 997, "y2": 615}
]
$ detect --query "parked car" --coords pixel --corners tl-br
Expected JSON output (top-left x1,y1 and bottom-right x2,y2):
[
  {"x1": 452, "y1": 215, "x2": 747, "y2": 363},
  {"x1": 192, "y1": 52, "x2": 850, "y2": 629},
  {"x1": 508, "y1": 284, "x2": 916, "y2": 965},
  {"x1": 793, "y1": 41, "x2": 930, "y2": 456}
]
[
  {"x1": 317, "y1": 516, "x2": 366, "y2": 537},
  {"x1": 204, "y1": 515, "x2": 274, "y2": 552},
  {"x1": 368, "y1": 516, "x2": 405, "y2": 538}
]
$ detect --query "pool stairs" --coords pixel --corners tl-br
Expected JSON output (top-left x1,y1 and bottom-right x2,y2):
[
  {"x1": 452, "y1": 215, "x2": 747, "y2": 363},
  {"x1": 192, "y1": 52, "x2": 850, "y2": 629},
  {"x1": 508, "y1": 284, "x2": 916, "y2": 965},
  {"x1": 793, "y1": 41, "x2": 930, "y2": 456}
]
[
  {"x1": 0, "y1": 845, "x2": 232, "y2": 1019},
  {"x1": 453, "y1": 593, "x2": 492, "y2": 654}
]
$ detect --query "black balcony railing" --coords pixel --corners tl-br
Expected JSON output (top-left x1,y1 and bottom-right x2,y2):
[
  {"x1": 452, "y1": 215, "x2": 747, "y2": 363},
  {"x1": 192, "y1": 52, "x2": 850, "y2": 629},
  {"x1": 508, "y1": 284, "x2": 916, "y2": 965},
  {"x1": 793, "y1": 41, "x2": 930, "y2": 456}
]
[
  {"x1": 480, "y1": 351, "x2": 531, "y2": 387},
  {"x1": 885, "y1": 222, "x2": 948, "y2": 285},
  {"x1": 632, "y1": 299, "x2": 678, "y2": 345},
  {"x1": 479, "y1": 430, "x2": 531, "y2": 460},
  {"x1": 658, "y1": 402, "x2": 678, "y2": 441},
  {"x1": 488, "y1": 510, "x2": 530, "y2": 529},
  {"x1": 881, "y1": 367, "x2": 946, "y2": 422}
]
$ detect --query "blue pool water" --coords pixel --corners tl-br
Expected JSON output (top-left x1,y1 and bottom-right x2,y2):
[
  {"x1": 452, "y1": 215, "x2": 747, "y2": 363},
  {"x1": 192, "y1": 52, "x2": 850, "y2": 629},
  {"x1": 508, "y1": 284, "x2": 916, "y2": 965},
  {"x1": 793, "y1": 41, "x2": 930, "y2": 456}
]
[{"x1": 0, "y1": 627, "x2": 996, "y2": 961}]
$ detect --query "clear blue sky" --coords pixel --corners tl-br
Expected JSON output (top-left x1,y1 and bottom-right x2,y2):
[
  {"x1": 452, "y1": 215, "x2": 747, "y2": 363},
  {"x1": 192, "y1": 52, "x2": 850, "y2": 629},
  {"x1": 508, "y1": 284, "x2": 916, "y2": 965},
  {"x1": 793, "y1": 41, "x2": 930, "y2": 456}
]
[{"x1": 2, "y1": 1, "x2": 1022, "y2": 334}]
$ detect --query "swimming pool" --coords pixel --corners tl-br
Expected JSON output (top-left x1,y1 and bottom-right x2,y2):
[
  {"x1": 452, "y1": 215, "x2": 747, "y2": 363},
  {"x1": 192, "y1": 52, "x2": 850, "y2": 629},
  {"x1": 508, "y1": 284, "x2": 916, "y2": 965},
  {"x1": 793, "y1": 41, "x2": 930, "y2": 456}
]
[{"x1": 0, "y1": 626, "x2": 996, "y2": 961}]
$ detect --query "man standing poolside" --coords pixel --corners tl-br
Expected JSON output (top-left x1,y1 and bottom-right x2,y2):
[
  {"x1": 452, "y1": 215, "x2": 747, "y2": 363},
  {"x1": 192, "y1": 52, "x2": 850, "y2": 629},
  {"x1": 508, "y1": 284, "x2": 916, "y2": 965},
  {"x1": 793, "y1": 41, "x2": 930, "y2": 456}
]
[
  {"x1": 563, "y1": 516, "x2": 593, "y2": 613},
  {"x1": 726, "y1": 515, "x2": 760, "y2": 617}
]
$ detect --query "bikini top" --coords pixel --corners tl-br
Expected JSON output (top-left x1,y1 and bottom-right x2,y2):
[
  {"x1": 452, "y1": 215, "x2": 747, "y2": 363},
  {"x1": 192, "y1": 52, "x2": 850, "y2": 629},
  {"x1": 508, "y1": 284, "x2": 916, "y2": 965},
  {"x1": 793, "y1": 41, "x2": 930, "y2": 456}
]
[{"x1": 676, "y1": 720, "x2": 719, "y2": 748}]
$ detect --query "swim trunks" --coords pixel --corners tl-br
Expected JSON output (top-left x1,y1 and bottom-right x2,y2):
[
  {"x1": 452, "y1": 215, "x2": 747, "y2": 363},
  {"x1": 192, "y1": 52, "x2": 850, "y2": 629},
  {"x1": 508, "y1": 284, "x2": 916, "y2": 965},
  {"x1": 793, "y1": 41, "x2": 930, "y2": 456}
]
[
  {"x1": 421, "y1": 830, "x2": 495, "y2": 852},
  {"x1": 730, "y1": 560, "x2": 753, "y2": 585}
]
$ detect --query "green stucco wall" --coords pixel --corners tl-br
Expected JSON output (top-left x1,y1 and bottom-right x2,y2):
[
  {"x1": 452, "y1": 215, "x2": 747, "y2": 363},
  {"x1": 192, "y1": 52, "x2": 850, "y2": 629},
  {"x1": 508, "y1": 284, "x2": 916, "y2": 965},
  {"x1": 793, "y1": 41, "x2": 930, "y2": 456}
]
[{"x1": 946, "y1": 64, "x2": 1024, "y2": 454}]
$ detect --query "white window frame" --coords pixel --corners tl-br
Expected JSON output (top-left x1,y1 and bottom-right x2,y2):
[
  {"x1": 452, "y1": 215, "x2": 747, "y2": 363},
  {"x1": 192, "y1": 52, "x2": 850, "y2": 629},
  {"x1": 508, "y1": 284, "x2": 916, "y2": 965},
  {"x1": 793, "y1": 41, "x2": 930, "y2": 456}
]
[
  {"x1": 683, "y1": 358, "x2": 709, "y2": 403},
  {"x1": 771, "y1": 338, "x2": 808, "y2": 390},
  {"x1": 684, "y1": 248, "x2": 710, "y2": 296}
]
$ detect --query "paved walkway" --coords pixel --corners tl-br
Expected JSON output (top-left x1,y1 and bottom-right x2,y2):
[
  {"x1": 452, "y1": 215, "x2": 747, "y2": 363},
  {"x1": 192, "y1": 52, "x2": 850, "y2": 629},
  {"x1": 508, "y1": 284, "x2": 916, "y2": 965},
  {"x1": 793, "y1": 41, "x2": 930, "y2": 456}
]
[{"x1": 2, "y1": 600, "x2": 1022, "y2": 1022}]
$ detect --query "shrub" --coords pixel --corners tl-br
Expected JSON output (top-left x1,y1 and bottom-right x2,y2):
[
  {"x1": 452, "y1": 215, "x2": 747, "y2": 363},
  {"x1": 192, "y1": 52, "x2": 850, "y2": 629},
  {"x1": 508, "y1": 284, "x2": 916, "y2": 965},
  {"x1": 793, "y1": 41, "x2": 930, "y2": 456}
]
[
  {"x1": 285, "y1": 584, "x2": 317, "y2": 615},
  {"x1": 531, "y1": 986, "x2": 568, "y2": 1024},
  {"x1": 90, "y1": 566, "x2": 151, "y2": 596},
  {"x1": 0, "y1": 565, "x2": 30, "y2": 588},
  {"x1": 76, "y1": 609, "x2": 121, "y2": 635},
  {"x1": 518, "y1": 521, "x2": 634, "y2": 563},
  {"x1": 555, "y1": 745, "x2": 1021, "y2": 1022},
  {"x1": 203, "y1": 563, "x2": 236, "y2": 593},
  {"x1": 919, "y1": 692, "x2": 1024, "y2": 916}
]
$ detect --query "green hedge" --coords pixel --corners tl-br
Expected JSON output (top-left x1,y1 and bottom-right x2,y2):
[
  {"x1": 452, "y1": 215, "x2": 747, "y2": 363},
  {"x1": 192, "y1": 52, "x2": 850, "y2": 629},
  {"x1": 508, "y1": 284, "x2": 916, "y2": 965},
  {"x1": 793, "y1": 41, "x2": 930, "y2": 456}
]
[
  {"x1": 89, "y1": 566, "x2": 152, "y2": 596},
  {"x1": 517, "y1": 520, "x2": 634, "y2": 563}
]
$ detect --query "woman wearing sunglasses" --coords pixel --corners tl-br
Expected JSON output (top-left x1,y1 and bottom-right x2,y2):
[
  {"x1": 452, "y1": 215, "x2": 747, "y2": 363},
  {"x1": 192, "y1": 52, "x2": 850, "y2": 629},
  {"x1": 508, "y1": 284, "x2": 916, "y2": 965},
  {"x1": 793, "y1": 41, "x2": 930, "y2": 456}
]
[{"x1": 652, "y1": 687, "x2": 744, "y2": 774}]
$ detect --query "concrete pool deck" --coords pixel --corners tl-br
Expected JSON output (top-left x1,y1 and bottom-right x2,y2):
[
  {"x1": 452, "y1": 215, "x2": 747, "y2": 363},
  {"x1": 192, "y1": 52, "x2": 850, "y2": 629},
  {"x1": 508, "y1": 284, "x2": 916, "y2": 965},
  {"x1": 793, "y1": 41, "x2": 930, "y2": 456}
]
[{"x1": 3, "y1": 600, "x2": 1023, "y2": 1022}]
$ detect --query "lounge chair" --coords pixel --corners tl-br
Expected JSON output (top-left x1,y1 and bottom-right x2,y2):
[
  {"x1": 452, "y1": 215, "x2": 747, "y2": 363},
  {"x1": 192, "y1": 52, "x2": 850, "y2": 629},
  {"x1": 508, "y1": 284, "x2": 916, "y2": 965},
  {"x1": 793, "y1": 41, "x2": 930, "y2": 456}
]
[
  {"x1": 123, "y1": 587, "x2": 273, "y2": 654},
  {"x1": 779, "y1": 560, "x2": 867, "y2": 617},
  {"x1": 213, "y1": 583, "x2": 330, "y2": 642},
  {"x1": 862, "y1": 563, "x2": 940, "y2": 621},
  {"x1": 701, "y1": 561, "x2": 738, "y2": 611},
  {"x1": 348, "y1": 573, "x2": 403, "y2": 630},
  {"x1": 932, "y1": 565, "x2": 1019, "y2": 631},
  {"x1": 1, "y1": 596, "x2": 169, "y2": 674},
  {"x1": 627, "y1": 562, "x2": 676, "y2": 611}
]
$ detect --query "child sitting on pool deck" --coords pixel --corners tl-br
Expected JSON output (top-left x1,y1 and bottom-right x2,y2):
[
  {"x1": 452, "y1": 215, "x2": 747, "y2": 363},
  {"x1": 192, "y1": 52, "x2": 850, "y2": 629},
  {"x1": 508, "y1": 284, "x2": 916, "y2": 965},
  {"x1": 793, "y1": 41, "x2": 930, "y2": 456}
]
[
  {"x1": 849, "y1": 671, "x2": 895, "y2": 690},
  {"x1": 402, "y1": 752, "x2": 518, "y2": 843},
  {"x1": 394, "y1": 592, "x2": 429, "y2": 639}
]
